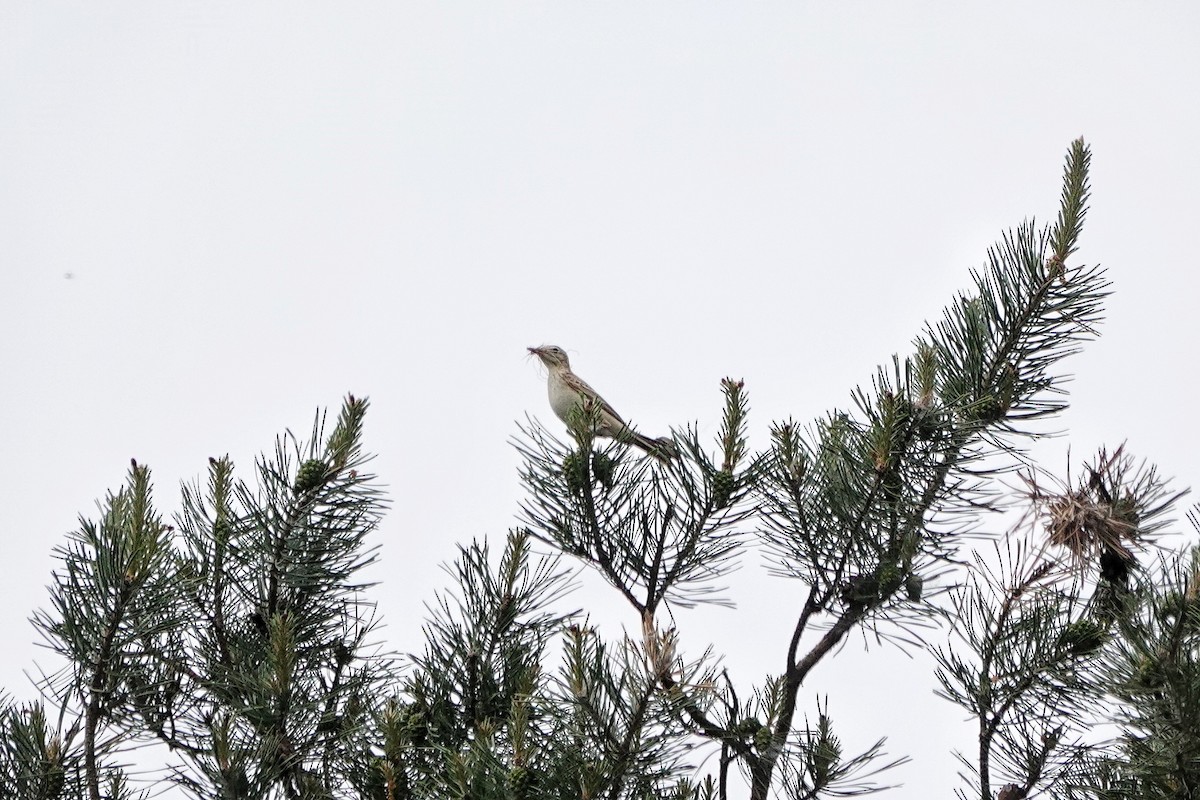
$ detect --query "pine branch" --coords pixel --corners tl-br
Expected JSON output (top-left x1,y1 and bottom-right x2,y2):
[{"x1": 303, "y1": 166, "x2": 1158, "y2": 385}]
[{"x1": 749, "y1": 139, "x2": 1105, "y2": 800}]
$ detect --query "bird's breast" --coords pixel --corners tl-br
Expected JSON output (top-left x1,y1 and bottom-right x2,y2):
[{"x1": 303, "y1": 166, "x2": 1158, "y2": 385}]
[{"x1": 547, "y1": 372, "x2": 582, "y2": 422}]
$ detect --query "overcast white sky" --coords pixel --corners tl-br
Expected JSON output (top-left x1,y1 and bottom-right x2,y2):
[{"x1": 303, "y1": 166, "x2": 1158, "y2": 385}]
[{"x1": 2, "y1": 3, "x2": 1199, "y2": 797}]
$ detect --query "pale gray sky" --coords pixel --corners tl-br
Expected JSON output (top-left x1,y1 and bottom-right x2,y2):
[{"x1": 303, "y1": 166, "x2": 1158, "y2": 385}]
[{"x1": 2, "y1": 3, "x2": 1198, "y2": 797}]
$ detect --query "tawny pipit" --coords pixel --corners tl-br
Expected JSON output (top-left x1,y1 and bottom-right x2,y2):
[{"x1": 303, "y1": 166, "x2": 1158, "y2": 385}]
[{"x1": 528, "y1": 345, "x2": 676, "y2": 459}]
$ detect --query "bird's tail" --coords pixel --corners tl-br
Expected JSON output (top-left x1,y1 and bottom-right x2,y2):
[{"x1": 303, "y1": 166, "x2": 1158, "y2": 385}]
[{"x1": 631, "y1": 432, "x2": 678, "y2": 461}]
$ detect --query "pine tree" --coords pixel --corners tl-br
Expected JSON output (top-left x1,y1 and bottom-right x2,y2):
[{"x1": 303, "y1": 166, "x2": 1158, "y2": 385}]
[
  {"x1": 4, "y1": 139, "x2": 1197, "y2": 800},
  {"x1": 5, "y1": 399, "x2": 392, "y2": 799}
]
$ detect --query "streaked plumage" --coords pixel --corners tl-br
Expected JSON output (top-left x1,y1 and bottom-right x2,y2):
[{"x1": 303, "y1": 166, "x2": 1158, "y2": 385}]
[{"x1": 528, "y1": 345, "x2": 675, "y2": 459}]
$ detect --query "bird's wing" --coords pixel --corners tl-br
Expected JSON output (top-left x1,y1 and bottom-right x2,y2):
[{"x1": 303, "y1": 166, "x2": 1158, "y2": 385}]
[{"x1": 563, "y1": 370, "x2": 628, "y2": 426}]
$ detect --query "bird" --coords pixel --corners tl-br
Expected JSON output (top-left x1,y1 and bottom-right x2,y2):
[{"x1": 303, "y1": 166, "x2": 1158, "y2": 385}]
[{"x1": 528, "y1": 345, "x2": 676, "y2": 459}]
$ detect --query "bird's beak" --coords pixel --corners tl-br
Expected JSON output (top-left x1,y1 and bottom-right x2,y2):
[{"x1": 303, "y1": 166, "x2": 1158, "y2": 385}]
[{"x1": 528, "y1": 346, "x2": 543, "y2": 357}]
